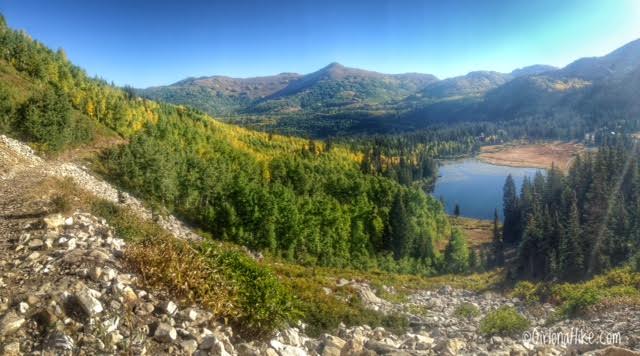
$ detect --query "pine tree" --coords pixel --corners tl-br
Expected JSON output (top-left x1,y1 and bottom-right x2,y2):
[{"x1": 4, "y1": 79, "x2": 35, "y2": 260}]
[
  {"x1": 559, "y1": 191, "x2": 584, "y2": 281},
  {"x1": 491, "y1": 209, "x2": 505, "y2": 267},
  {"x1": 517, "y1": 207, "x2": 545, "y2": 279},
  {"x1": 444, "y1": 229, "x2": 469, "y2": 273},
  {"x1": 608, "y1": 192, "x2": 630, "y2": 265},
  {"x1": 469, "y1": 248, "x2": 478, "y2": 272},
  {"x1": 502, "y1": 174, "x2": 519, "y2": 244},
  {"x1": 389, "y1": 191, "x2": 411, "y2": 259},
  {"x1": 454, "y1": 204, "x2": 461, "y2": 217}
]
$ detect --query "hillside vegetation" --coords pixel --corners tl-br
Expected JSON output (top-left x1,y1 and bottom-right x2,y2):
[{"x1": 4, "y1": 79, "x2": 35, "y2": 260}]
[
  {"x1": 0, "y1": 15, "x2": 463, "y2": 275},
  {"x1": 141, "y1": 39, "x2": 640, "y2": 140}
]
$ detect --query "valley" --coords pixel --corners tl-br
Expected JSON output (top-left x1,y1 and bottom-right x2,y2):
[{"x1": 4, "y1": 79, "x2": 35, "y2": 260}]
[{"x1": 2, "y1": 8, "x2": 640, "y2": 356}]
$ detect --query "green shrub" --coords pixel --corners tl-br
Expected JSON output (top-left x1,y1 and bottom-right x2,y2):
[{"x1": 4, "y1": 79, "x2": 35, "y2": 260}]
[
  {"x1": 295, "y1": 286, "x2": 408, "y2": 337},
  {"x1": 557, "y1": 287, "x2": 601, "y2": 317},
  {"x1": 200, "y1": 245, "x2": 299, "y2": 338},
  {"x1": 90, "y1": 200, "x2": 155, "y2": 242},
  {"x1": 511, "y1": 281, "x2": 540, "y2": 304},
  {"x1": 20, "y1": 86, "x2": 73, "y2": 151},
  {"x1": 454, "y1": 303, "x2": 480, "y2": 319},
  {"x1": 479, "y1": 306, "x2": 530, "y2": 336},
  {"x1": 633, "y1": 254, "x2": 640, "y2": 272}
]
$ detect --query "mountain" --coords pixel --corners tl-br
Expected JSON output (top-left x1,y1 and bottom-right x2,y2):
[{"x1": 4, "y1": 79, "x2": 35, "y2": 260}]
[
  {"x1": 475, "y1": 39, "x2": 640, "y2": 122},
  {"x1": 138, "y1": 39, "x2": 640, "y2": 138},
  {"x1": 417, "y1": 71, "x2": 511, "y2": 99},
  {"x1": 554, "y1": 39, "x2": 640, "y2": 81},
  {"x1": 140, "y1": 63, "x2": 438, "y2": 116},
  {"x1": 140, "y1": 72, "x2": 301, "y2": 116},
  {"x1": 268, "y1": 62, "x2": 437, "y2": 99},
  {"x1": 510, "y1": 64, "x2": 557, "y2": 77},
  {"x1": 249, "y1": 62, "x2": 438, "y2": 113}
]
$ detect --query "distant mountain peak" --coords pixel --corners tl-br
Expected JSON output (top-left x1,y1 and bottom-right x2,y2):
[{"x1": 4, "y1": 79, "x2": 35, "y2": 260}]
[
  {"x1": 324, "y1": 62, "x2": 344, "y2": 69},
  {"x1": 511, "y1": 65, "x2": 557, "y2": 77}
]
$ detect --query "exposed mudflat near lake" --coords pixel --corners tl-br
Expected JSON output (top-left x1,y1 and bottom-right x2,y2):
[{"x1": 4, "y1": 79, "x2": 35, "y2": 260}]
[{"x1": 478, "y1": 142, "x2": 584, "y2": 172}]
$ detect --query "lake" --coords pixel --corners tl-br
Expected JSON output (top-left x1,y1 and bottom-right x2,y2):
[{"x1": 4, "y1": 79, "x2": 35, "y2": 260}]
[{"x1": 432, "y1": 159, "x2": 542, "y2": 220}]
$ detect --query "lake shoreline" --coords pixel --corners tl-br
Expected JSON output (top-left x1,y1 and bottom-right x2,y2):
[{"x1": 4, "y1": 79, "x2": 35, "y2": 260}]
[
  {"x1": 432, "y1": 158, "x2": 542, "y2": 220},
  {"x1": 476, "y1": 141, "x2": 585, "y2": 172}
]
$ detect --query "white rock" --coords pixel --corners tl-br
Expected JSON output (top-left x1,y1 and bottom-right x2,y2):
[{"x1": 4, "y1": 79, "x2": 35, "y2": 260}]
[
  {"x1": 28, "y1": 239, "x2": 44, "y2": 250},
  {"x1": 154, "y1": 322, "x2": 177, "y2": 343},
  {"x1": 181, "y1": 339, "x2": 198, "y2": 354},
  {"x1": 1, "y1": 341, "x2": 21, "y2": 356},
  {"x1": 75, "y1": 288, "x2": 103, "y2": 316},
  {"x1": 43, "y1": 214, "x2": 66, "y2": 229},
  {"x1": 0, "y1": 311, "x2": 25, "y2": 336},
  {"x1": 321, "y1": 334, "x2": 346, "y2": 356},
  {"x1": 279, "y1": 327, "x2": 302, "y2": 347},
  {"x1": 89, "y1": 266, "x2": 102, "y2": 281},
  {"x1": 158, "y1": 300, "x2": 178, "y2": 315}
]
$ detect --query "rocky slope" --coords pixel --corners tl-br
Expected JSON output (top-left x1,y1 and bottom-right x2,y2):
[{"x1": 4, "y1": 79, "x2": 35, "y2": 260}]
[{"x1": 1, "y1": 135, "x2": 640, "y2": 355}]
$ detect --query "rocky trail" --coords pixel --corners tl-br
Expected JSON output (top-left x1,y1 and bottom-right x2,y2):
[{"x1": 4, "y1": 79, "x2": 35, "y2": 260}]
[{"x1": 1, "y1": 134, "x2": 640, "y2": 355}]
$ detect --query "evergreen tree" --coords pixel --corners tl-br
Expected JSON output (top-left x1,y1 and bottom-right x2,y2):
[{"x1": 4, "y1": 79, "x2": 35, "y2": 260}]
[
  {"x1": 502, "y1": 174, "x2": 520, "y2": 244},
  {"x1": 559, "y1": 191, "x2": 584, "y2": 281},
  {"x1": 517, "y1": 207, "x2": 544, "y2": 279},
  {"x1": 20, "y1": 85, "x2": 73, "y2": 150},
  {"x1": 389, "y1": 191, "x2": 411, "y2": 259},
  {"x1": 491, "y1": 209, "x2": 505, "y2": 267},
  {"x1": 469, "y1": 248, "x2": 478, "y2": 272},
  {"x1": 0, "y1": 83, "x2": 14, "y2": 132},
  {"x1": 444, "y1": 229, "x2": 469, "y2": 274},
  {"x1": 453, "y1": 203, "x2": 461, "y2": 217}
]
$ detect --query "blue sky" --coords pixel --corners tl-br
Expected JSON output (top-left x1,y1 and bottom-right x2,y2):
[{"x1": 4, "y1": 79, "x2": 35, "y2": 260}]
[{"x1": 2, "y1": 0, "x2": 639, "y2": 87}]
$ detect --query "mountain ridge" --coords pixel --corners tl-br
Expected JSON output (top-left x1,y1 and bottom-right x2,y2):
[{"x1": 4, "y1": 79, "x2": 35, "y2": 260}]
[{"x1": 138, "y1": 38, "x2": 640, "y2": 137}]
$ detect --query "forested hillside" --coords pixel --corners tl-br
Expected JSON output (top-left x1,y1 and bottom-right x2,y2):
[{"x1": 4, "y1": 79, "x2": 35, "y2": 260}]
[
  {"x1": 498, "y1": 135, "x2": 640, "y2": 281},
  {"x1": 140, "y1": 62, "x2": 437, "y2": 120},
  {"x1": 0, "y1": 15, "x2": 463, "y2": 274},
  {"x1": 141, "y1": 39, "x2": 640, "y2": 140}
]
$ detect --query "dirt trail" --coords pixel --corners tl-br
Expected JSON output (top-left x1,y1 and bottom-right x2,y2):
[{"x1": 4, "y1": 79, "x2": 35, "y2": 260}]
[{"x1": 0, "y1": 135, "x2": 200, "y2": 242}]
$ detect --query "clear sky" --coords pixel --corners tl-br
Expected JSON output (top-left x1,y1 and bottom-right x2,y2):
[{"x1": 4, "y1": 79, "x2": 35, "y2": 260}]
[{"x1": 2, "y1": 0, "x2": 639, "y2": 87}]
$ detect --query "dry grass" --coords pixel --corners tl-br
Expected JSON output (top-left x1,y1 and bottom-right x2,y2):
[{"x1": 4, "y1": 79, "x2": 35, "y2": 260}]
[
  {"x1": 29, "y1": 176, "x2": 94, "y2": 213},
  {"x1": 448, "y1": 217, "x2": 493, "y2": 250},
  {"x1": 478, "y1": 141, "x2": 585, "y2": 172},
  {"x1": 32, "y1": 177, "x2": 236, "y2": 319},
  {"x1": 126, "y1": 235, "x2": 235, "y2": 318}
]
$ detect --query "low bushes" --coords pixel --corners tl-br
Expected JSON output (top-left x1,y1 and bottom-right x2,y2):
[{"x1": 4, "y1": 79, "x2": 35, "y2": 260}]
[
  {"x1": 479, "y1": 306, "x2": 530, "y2": 336},
  {"x1": 454, "y1": 303, "x2": 480, "y2": 319}
]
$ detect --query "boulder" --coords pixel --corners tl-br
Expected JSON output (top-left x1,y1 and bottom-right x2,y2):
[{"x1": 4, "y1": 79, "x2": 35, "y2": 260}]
[
  {"x1": 75, "y1": 288, "x2": 103, "y2": 317},
  {"x1": 365, "y1": 340, "x2": 399, "y2": 354},
  {"x1": 0, "y1": 311, "x2": 25, "y2": 336},
  {"x1": 43, "y1": 214, "x2": 66, "y2": 229},
  {"x1": 321, "y1": 334, "x2": 346, "y2": 356},
  {"x1": 279, "y1": 327, "x2": 302, "y2": 347},
  {"x1": 343, "y1": 335, "x2": 366, "y2": 354},
  {"x1": 28, "y1": 239, "x2": 44, "y2": 250},
  {"x1": 1, "y1": 341, "x2": 21, "y2": 356},
  {"x1": 157, "y1": 300, "x2": 178, "y2": 315},
  {"x1": 434, "y1": 338, "x2": 465, "y2": 356},
  {"x1": 181, "y1": 339, "x2": 198, "y2": 354},
  {"x1": 43, "y1": 331, "x2": 75, "y2": 351},
  {"x1": 236, "y1": 342, "x2": 261, "y2": 356},
  {"x1": 153, "y1": 322, "x2": 177, "y2": 343}
]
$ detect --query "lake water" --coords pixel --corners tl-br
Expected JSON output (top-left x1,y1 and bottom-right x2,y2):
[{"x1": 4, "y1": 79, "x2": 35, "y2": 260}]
[{"x1": 432, "y1": 159, "x2": 542, "y2": 220}]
